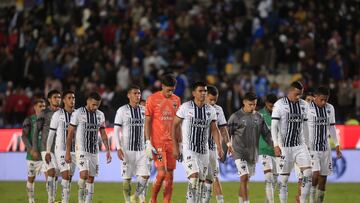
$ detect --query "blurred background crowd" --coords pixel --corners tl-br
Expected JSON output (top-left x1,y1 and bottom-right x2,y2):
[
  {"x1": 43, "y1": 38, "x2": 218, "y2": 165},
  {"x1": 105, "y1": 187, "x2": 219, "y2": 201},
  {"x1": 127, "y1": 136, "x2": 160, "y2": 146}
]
[{"x1": 0, "y1": 0, "x2": 360, "y2": 127}]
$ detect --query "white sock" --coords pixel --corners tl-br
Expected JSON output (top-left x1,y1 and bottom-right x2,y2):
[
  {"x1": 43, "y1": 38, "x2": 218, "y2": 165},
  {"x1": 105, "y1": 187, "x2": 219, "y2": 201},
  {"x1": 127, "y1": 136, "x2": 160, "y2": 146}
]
[
  {"x1": 238, "y1": 196, "x2": 244, "y2": 203},
  {"x1": 26, "y1": 181, "x2": 35, "y2": 203},
  {"x1": 197, "y1": 181, "x2": 204, "y2": 203},
  {"x1": 85, "y1": 182, "x2": 94, "y2": 203},
  {"x1": 135, "y1": 177, "x2": 148, "y2": 197},
  {"x1": 78, "y1": 179, "x2": 86, "y2": 203},
  {"x1": 279, "y1": 175, "x2": 289, "y2": 203},
  {"x1": 273, "y1": 174, "x2": 279, "y2": 191},
  {"x1": 317, "y1": 189, "x2": 325, "y2": 203},
  {"x1": 202, "y1": 182, "x2": 212, "y2": 203},
  {"x1": 216, "y1": 195, "x2": 224, "y2": 203},
  {"x1": 61, "y1": 179, "x2": 70, "y2": 203},
  {"x1": 54, "y1": 177, "x2": 57, "y2": 201},
  {"x1": 265, "y1": 172, "x2": 274, "y2": 203},
  {"x1": 300, "y1": 169, "x2": 312, "y2": 203},
  {"x1": 123, "y1": 179, "x2": 131, "y2": 202},
  {"x1": 309, "y1": 186, "x2": 316, "y2": 203},
  {"x1": 244, "y1": 201, "x2": 250, "y2": 203},
  {"x1": 187, "y1": 178, "x2": 198, "y2": 203},
  {"x1": 47, "y1": 176, "x2": 55, "y2": 203}
]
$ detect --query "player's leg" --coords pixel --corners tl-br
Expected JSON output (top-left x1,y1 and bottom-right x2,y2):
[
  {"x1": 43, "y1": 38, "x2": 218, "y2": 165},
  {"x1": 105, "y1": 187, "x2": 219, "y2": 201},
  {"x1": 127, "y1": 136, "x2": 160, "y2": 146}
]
[
  {"x1": 297, "y1": 146, "x2": 312, "y2": 203},
  {"x1": 213, "y1": 177, "x2": 224, "y2": 203},
  {"x1": 150, "y1": 146, "x2": 166, "y2": 203},
  {"x1": 203, "y1": 151, "x2": 216, "y2": 203},
  {"x1": 77, "y1": 152, "x2": 89, "y2": 203},
  {"x1": 57, "y1": 151, "x2": 72, "y2": 203},
  {"x1": 183, "y1": 150, "x2": 201, "y2": 203},
  {"x1": 121, "y1": 150, "x2": 132, "y2": 203},
  {"x1": 235, "y1": 159, "x2": 252, "y2": 203},
  {"x1": 317, "y1": 175, "x2": 327, "y2": 203},
  {"x1": 163, "y1": 145, "x2": 177, "y2": 203},
  {"x1": 277, "y1": 148, "x2": 293, "y2": 203},
  {"x1": 44, "y1": 152, "x2": 57, "y2": 203},
  {"x1": 85, "y1": 154, "x2": 98, "y2": 203},
  {"x1": 261, "y1": 155, "x2": 275, "y2": 203},
  {"x1": 131, "y1": 151, "x2": 150, "y2": 203},
  {"x1": 309, "y1": 151, "x2": 320, "y2": 203},
  {"x1": 294, "y1": 164, "x2": 302, "y2": 203},
  {"x1": 26, "y1": 160, "x2": 41, "y2": 203},
  {"x1": 316, "y1": 150, "x2": 332, "y2": 203}
]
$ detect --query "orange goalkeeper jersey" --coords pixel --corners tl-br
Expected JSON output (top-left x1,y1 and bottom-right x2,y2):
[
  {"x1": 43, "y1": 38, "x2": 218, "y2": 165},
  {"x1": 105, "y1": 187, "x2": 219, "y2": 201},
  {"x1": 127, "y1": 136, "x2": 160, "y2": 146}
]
[{"x1": 145, "y1": 91, "x2": 181, "y2": 146}]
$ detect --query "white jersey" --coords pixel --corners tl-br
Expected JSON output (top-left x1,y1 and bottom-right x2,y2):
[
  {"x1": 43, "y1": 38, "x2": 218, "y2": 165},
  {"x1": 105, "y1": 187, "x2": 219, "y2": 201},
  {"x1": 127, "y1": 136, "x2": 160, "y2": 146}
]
[
  {"x1": 70, "y1": 107, "x2": 106, "y2": 154},
  {"x1": 49, "y1": 108, "x2": 74, "y2": 152},
  {"x1": 208, "y1": 104, "x2": 227, "y2": 151},
  {"x1": 307, "y1": 102, "x2": 336, "y2": 151},
  {"x1": 114, "y1": 104, "x2": 145, "y2": 151},
  {"x1": 271, "y1": 97, "x2": 309, "y2": 147},
  {"x1": 176, "y1": 100, "x2": 217, "y2": 154}
]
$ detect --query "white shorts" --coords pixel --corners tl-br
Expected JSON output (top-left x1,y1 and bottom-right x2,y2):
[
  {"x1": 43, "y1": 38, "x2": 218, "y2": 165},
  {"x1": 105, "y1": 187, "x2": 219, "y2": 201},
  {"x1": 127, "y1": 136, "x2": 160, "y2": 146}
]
[
  {"x1": 121, "y1": 150, "x2": 150, "y2": 179},
  {"x1": 55, "y1": 151, "x2": 77, "y2": 175},
  {"x1": 310, "y1": 150, "x2": 333, "y2": 176},
  {"x1": 206, "y1": 149, "x2": 219, "y2": 181},
  {"x1": 277, "y1": 145, "x2": 311, "y2": 174},
  {"x1": 27, "y1": 160, "x2": 43, "y2": 177},
  {"x1": 182, "y1": 149, "x2": 209, "y2": 180},
  {"x1": 235, "y1": 159, "x2": 255, "y2": 177},
  {"x1": 259, "y1": 155, "x2": 277, "y2": 174},
  {"x1": 76, "y1": 151, "x2": 99, "y2": 177},
  {"x1": 41, "y1": 152, "x2": 59, "y2": 174}
]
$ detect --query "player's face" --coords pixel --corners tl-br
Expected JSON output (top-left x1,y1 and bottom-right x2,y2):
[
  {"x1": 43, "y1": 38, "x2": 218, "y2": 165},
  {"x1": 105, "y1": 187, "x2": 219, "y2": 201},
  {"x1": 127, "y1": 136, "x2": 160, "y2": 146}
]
[
  {"x1": 63, "y1": 93, "x2": 75, "y2": 109},
  {"x1": 128, "y1": 89, "x2": 141, "y2": 104},
  {"x1": 34, "y1": 102, "x2": 46, "y2": 115},
  {"x1": 265, "y1": 101, "x2": 274, "y2": 112},
  {"x1": 305, "y1": 95, "x2": 315, "y2": 103},
  {"x1": 192, "y1": 86, "x2": 207, "y2": 103},
  {"x1": 206, "y1": 94, "x2": 218, "y2": 106},
  {"x1": 87, "y1": 98, "x2": 101, "y2": 112},
  {"x1": 288, "y1": 88, "x2": 303, "y2": 102},
  {"x1": 243, "y1": 99, "x2": 257, "y2": 113},
  {"x1": 314, "y1": 95, "x2": 328, "y2": 108},
  {"x1": 162, "y1": 85, "x2": 176, "y2": 98},
  {"x1": 49, "y1": 93, "x2": 61, "y2": 107}
]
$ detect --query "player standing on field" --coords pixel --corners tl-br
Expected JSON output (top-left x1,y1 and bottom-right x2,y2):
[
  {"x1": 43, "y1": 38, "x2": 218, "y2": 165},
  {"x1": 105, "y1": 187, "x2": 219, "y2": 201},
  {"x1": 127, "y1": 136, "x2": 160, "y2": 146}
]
[
  {"x1": 204, "y1": 85, "x2": 233, "y2": 203},
  {"x1": 172, "y1": 81, "x2": 224, "y2": 203},
  {"x1": 65, "y1": 92, "x2": 112, "y2": 203},
  {"x1": 22, "y1": 99, "x2": 46, "y2": 203},
  {"x1": 228, "y1": 92, "x2": 273, "y2": 203},
  {"x1": 114, "y1": 85, "x2": 150, "y2": 203},
  {"x1": 45, "y1": 90, "x2": 76, "y2": 203},
  {"x1": 33, "y1": 90, "x2": 61, "y2": 203},
  {"x1": 307, "y1": 87, "x2": 342, "y2": 203},
  {"x1": 271, "y1": 81, "x2": 312, "y2": 203},
  {"x1": 144, "y1": 74, "x2": 181, "y2": 203},
  {"x1": 258, "y1": 93, "x2": 278, "y2": 203}
]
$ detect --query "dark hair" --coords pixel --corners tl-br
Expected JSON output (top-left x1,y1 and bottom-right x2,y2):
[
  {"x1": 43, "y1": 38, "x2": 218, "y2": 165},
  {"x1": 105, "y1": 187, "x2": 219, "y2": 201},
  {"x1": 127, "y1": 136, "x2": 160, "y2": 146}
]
[
  {"x1": 315, "y1": 86, "x2": 330, "y2": 96},
  {"x1": 160, "y1": 74, "x2": 177, "y2": 87},
  {"x1": 207, "y1": 85, "x2": 219, "y2": 96},
  {"x1": 34, "y1": 98, "x2": 45, "y2": 105},
  {"x1": 191, "y1": 81, "x2": 207, "y2": 91},
  {"x1": 290, "y1": 81, "x2": 304, "y2": 90},
  {"x1": 127, "y1": 84, "x2": 141, "y2": 93},
  {"x1": 243, "y1": 92, "x2": 257, "y2": 101},
  {"x1": 87, "y1": 92, "x2": 102, "y2": 101},
  {"x1": 302, "y1": 91, "x2": 314, "y2": 99},
  {"x1": 265, "y1": 93, "x2": 277, "y2": 104},
  {"x1": 62, "y1": 90, "x2": 75, "y2": 99},
  {"x1": 47, "y1": 90, "x2": 61, "y2": 99}
]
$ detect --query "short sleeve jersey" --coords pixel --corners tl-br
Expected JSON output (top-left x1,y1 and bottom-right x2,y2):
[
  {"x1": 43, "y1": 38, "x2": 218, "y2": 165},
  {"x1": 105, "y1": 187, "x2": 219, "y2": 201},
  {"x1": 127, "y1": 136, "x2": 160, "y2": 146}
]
[
  {"x1": 49, "y1": 108, "x2": 75, "y2": 152},
  {"x1": 208, "y1": 104, "x2": 227, "y2": 151}
]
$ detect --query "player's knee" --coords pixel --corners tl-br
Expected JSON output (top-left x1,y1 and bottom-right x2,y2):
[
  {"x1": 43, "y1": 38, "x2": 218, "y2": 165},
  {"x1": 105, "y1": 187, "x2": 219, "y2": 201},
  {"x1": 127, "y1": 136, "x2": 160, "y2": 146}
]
[
  {"x1": 28, "y1": 176, "x2": 35, "y2": 183},
  {"x1": 47, "y1": 168, "x2": 55, "y2": 177},
  {"x1": 265, "y1": 172, "x2": 274, "y2": 184},
  {"x1": 87, "y1": 176, "x2": 94, "y2": 183},
  {"x1": 123, "y1": 179, "x2": 131, "y2": 191},
  {"x1": 240, "y1": 174, "x2": 249, "y2": 182},
  {"x1": 302, "y1": 168, "x2": 312, "y2": 179},
  {"x1": 189, "y1": 177, "x2": 199, "y2": 190},
  {"x1": 279, "y1": 175, "x2": 289, "y2": 187},
  {"x1": 78, "y1": 178, "x2": 86, "y2": 188},
  {"x1": 156, "y1": 169, "x2": 166, "y2": 182},
  {"x1": 189, "y1": 172, "x2": 199, "y2": 179}
]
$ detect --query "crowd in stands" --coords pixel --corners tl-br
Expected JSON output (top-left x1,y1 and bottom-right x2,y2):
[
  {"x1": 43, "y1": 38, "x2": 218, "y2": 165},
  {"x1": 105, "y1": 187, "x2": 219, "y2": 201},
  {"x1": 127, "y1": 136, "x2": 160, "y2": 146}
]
[{"x1": 0, "y1": 0, "x2": 360, "y2": 127}]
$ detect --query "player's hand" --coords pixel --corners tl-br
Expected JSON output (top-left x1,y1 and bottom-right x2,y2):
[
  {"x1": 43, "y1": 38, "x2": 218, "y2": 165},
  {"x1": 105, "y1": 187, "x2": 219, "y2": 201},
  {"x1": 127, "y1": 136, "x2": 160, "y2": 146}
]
[
  {"x1": 217, "y1": 146, "x2": 224, "y2": 160},
  {"x1": 145, "y1": 140, "x2": 157, "y2": 159},
  {"x1": 274, "y1": 146, "x2": 281, "y2": 157},
  {"x1": 31, "y1": 150, "x2": 40, "y2": 161},
  {"x1": 227, "y1": 142, "x2": 234, "y2": 155},
  {"x1": 45, "y1": 152, "x2": 51, "y2": 164},
  {"x1": 65, "y1": 152, "x2": 71, "y2": 163},
  {"x1": 106, "y1": 151, "x2": 112, "y2": 164},
  {"x1": 335, "y1": 146, "x2": 342, "y2": 159},
  {"x1": 117, "y1": 148, "x2": 124, "y2": 160}
]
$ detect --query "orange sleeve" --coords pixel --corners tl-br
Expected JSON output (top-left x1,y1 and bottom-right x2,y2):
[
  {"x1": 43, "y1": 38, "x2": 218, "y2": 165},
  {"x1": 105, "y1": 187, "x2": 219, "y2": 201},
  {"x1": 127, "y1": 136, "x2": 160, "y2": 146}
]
[{"x1": 145, "y1": 95, "x2": 153, "y2": 116}]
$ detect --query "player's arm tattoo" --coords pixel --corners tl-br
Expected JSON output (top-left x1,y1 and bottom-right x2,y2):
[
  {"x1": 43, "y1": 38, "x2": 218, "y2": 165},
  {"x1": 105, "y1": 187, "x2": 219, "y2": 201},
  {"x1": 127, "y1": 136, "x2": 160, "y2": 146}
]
[
  {"x1": 100, "y1": 128, "x2": 110, "y2": 152},
  {"x1": 66, "y1": 125, "x2": 76, "y2": 155},
  {"x1": 21, "y1": 118, "x2": 32, "y2": 152},
  {"x1": 219, "y1": 125, "x2": 230, "y2": 144}
]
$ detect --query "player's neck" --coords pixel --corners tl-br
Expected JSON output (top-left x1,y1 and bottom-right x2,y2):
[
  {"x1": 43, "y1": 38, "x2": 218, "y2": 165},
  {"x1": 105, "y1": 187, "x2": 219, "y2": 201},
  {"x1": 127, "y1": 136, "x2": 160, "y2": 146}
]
[
  {"x1": 193, "y1": 99, "x2": 205, "y2": 107},
  {"x1": 286, "y1": 95, "x2": 298, "y2": 103},
  {"x1": 49, "y1": 105, "x2": 59, "y2": 111},
  {"x1": 129, "y1": 102, "x2": 139, "y2": 108},
  {"x1": 64, "y1": 106, "x2": 74, "y2": 112},
  {"x1": 242, "y1": 108, "x2": 253, "y2": 114}
]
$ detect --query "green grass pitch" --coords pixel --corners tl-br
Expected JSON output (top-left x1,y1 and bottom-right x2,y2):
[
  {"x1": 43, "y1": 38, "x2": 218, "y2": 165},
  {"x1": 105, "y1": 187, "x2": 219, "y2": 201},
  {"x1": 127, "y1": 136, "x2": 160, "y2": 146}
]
[{"x1": 0, "y1": 181, "x2": 359, "y2": 202}]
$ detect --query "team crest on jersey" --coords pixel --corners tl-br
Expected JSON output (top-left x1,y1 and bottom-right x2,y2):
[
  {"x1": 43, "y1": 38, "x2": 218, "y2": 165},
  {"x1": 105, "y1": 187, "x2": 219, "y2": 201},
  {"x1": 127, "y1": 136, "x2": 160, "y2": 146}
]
[
  {"x1": 327, "y1": 110, "x2": 330, "y2": 114},
  {"x1": 173, "y1": 102, "x2": 178, "y2": 109},
  {"x1": 301, "y1": 107, "x2": 305, "y2": 111},
  {"x1": 206, "y1": 112, "x2": 211, "y2": 117}
]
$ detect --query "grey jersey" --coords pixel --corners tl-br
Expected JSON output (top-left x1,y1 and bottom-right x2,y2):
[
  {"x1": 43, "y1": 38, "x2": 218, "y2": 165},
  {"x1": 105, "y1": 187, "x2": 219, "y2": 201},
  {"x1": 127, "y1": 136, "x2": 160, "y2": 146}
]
[
  {"x1": 33, "y1": 108, "x2": 57, "y2": 152},
  {"x1": 228, "y1": 109, "x2": 273, "y2": 164}
]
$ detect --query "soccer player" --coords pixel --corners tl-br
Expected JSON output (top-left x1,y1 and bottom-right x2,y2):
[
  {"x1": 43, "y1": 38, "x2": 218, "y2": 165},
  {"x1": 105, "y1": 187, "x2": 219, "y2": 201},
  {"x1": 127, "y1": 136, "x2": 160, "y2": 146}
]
[
  {"x1": 33, "y1": 90, "x2": 61, "y2": 203},
  {"x1": 22, "y1": 99, "x2": 46, "y2": 203},
  {"x1": 114, "y1": 85, "x2": 150, "y2": 203},
  {"x1": 228, "y1": 92, "x2": 273, "y2": 203},
  {"x1": 258, "y1": 93, "x2": 278, "y2": 203},
  {"x1": 144, "y1": 74, "x2": 181, "y2": 203},
  {"x1": 204, "y1": 85, "x2": 233, "y2": 203},
  {"x1": 45, "y1": 90, "x2": 76, "y2": 203},
  {"x1": 307, "y1": 87, "x2": 342, "y2": 203},
  {"x1": 65, "y1": 92, "x2": 112, "y2": 203},
  {"x1": 172, "y1": 81, "x2": 224, "y2": 203},
  {"x1": 271, "y1": 81, "x2": 312, "y2": 203}
]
